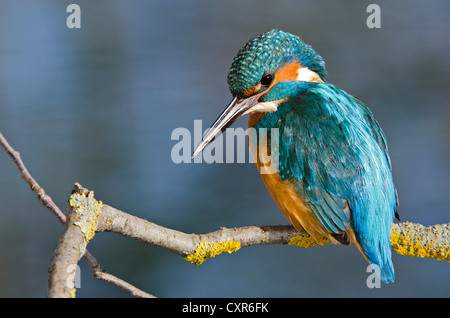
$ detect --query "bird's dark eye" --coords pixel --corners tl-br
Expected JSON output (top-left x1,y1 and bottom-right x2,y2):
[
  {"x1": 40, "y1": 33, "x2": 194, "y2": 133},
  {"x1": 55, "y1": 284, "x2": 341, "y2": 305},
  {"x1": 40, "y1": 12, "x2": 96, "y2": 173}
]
[{"x1": 260, "y1": 74, "x2": 274, "y2": 86}]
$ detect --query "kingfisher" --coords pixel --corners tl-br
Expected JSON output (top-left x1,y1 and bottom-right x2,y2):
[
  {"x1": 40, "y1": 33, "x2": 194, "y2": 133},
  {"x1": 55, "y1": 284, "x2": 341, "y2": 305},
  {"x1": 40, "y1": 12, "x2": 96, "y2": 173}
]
[{"x1": 192, "y1": 29, "x2": 398, "y2": 283}]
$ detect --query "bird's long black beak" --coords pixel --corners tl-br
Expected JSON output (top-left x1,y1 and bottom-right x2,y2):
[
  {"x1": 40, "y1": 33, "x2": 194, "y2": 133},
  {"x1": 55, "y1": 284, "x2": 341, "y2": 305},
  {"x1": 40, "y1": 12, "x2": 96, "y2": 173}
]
[{"x1": 192, "y1": 94, "x2": 260, "y2": 158}]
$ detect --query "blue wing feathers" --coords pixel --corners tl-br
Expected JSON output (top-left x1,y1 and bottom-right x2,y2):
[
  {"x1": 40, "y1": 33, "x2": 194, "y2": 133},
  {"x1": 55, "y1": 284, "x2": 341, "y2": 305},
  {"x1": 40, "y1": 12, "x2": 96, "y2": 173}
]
[{"x1": 257, "y1": 83, "x2": 396, "y2": 283}]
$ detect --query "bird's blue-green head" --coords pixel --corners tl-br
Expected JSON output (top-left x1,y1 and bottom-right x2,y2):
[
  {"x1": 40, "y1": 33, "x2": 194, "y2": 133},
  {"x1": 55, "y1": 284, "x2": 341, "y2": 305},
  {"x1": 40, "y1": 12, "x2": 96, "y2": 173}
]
[
  {"x1": 192, "y1": 29, "x2": 327, "y2": 158},
  {"x1": 227, "y1": 29, "x2": 326, "y2": 99}
]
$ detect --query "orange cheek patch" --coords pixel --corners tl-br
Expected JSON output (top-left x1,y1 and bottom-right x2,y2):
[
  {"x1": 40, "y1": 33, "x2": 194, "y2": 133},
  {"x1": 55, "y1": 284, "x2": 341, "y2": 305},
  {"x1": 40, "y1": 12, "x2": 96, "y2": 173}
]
[
  {"x1": 243, "y1": 61, "x2": 305, "y2": 98},
  {"x1": 272, "y1": 61, "x2": 302, "y2": 87}
]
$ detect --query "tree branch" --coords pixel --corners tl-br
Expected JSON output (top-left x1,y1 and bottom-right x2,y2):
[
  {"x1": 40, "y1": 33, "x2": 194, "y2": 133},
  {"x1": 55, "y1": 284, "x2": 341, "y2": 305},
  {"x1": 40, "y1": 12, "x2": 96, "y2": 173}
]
[
  {"x1": 97, "y1": 203, "x2": 305, "y2": 264},
  {"x1": 2, "y1": 131, "x2": 449, "y2": 298},
  {"x1": 95, "y1": 191, "x2": 450, "y2": 264},
  {"x1": 1, "y1": 131, "x2": 155, "y2": 298},
  {"x1": 0, "y1": 132, "x2": 66, "y2": 224},
  {"x1": 47, "y1": 184, "x2": 156, "y2": 298},
  {"x1": 47, "y1": 190, "x2": 89, "y2": 297},
  {"x1": 391, "y1": 222, "x2": 450, "y2": 261}
]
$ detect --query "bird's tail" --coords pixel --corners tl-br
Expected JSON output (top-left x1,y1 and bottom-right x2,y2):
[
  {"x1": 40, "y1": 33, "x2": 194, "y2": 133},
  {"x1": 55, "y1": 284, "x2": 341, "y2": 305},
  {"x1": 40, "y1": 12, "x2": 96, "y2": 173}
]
[
  {"x1": 348, "y1": 228, "x2": 395, "y2": 284},
  {"x1": 364, "y1": 244, "x2": 395, "y2": 284},
  {"x1": 370, "y1": 256, "x2": 395, "y2": 284}
]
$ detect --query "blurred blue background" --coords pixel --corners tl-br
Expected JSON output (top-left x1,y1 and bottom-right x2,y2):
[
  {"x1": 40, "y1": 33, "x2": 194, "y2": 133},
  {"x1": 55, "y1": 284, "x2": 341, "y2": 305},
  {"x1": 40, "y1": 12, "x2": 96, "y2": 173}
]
[{"x1": 0, "y1": 0, "x2": 449, "y2": 297}]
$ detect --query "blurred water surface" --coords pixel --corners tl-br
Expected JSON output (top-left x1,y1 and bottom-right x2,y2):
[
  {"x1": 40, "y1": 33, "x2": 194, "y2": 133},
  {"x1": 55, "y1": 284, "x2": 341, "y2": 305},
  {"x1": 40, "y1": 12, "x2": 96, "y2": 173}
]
[{"x1": 0, "y1": 1, "x2": 449, "y2": 297}]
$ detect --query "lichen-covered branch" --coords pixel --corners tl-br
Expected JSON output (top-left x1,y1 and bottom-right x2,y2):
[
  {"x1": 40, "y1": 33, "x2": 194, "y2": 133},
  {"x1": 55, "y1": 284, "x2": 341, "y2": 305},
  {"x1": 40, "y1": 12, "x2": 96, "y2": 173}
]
[
  {"x1": 2, "y1": 131, "x2": 449, "y2": 298},
  {"x1": 47, "y1": 190, "x2": 95, "y2": 297},
  {"x1": 97, "y1": 204, "x2": 304, "y2": 260},
  {"x1": 47, "y1": 186, "x2": 155, "y2": 298},
  {"x1": 1, "y1": 132, "x2": 154, "y2": 298},
  {"x1": 93, "y1": 186, "x2": 450, "y2": 264},
  {"x1": 391, "y1": 222, "x2": 450, "y2": 261}
]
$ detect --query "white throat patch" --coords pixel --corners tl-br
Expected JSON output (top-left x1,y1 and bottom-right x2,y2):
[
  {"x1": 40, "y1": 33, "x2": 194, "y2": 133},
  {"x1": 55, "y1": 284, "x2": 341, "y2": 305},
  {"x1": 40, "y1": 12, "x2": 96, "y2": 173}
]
[
  {"x1": 243, "y1": 100, "x2": 280, "y2": 115},
  {"x1": 296, "y1": 67, "x2": 323, "y2": 83}
]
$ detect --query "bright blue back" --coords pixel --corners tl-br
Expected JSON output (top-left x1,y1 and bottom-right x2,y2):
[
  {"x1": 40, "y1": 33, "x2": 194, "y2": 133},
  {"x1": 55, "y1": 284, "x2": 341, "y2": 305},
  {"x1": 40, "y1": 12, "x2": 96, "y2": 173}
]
[{"x1": 254, "y1": 82, "x2": 397, "y2": 283}]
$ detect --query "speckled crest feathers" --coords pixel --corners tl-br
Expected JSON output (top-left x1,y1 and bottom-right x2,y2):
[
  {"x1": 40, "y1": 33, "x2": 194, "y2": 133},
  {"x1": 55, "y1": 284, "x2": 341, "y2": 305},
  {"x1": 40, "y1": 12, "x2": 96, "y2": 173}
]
[{"x1": 227, "y1": 29, "x2": 327, "y2": 98}]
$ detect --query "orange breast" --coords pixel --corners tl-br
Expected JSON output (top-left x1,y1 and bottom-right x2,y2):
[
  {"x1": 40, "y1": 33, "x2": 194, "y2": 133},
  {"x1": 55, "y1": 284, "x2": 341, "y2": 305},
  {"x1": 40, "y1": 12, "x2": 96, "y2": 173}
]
[
  {"x1": 248, "y1": 113, "x2": 332, "y2": 242},
  {"x1": 248, "y1": 114, "x2": 368, "y2": 258}
]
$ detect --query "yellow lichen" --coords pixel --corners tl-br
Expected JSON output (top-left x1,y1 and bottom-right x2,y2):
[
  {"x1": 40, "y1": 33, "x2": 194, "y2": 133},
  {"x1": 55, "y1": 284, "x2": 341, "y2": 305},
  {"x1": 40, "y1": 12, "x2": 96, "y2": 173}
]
[
  {"x1": 390, "y1": 222, "x2": 450, "y2": 262},
  {"x1": 70, "y1": 288, "x2": 76, "y2": 298},
  {"x1": 69, "y1": 190, "x2": 103, "y2": 243},
  {"x1": 288, "y1": 234, "x2": 331, "y2": 249},
  {"x1": 184, "y1": 240, "x2": 241, "y2": 265}
]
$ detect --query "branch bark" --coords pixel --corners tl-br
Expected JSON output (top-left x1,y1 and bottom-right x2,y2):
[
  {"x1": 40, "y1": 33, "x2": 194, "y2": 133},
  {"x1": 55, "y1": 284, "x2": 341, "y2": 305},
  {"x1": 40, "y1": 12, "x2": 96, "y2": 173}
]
[
  {"x1": 46, "y1": 184, "x2": 156, "y2": 298},
  {"x1": 1, "y1": 131, "x2": 155, "y2": 298},
  {"x1": 58, "y1": 183, "x2": 450, "y2": 278},
  {"x1": 97, "y1": 203, "x2": 303, "y2": 259},
  {"x1": 95, "y1": 191, "x2": 450, "y2": 264},
  {"x1": 47, "y1": 192, "x2": 88, "y2": 297},
  {"x1": 0, "y1": 132, "x2": 66, "y2": 223}
]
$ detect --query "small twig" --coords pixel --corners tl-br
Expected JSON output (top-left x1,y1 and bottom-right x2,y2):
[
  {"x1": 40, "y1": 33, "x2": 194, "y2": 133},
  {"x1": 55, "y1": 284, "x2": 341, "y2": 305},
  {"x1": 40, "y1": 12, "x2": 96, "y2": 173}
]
[
  {"x1": 79, "y1": 242, "x2": 154, "y2": 297},
  {"x1": 0, "y1": 132, "x2": 66, "y2": 224},
  {"x1": 93, "y1": 271, "x2": 156, "y2": 298}
]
